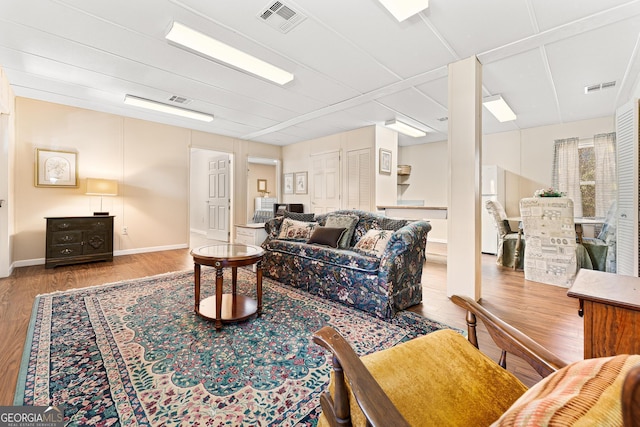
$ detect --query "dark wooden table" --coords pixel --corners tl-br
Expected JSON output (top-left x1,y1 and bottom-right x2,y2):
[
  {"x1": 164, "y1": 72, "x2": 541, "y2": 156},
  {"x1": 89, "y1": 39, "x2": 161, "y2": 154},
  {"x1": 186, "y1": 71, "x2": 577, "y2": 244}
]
[
  {"x1": 568, "y1": 269, "x2": 640, "y2": 358},
  {"x1": 190, "y1": 244, "x2": 265, "y2": 331}
]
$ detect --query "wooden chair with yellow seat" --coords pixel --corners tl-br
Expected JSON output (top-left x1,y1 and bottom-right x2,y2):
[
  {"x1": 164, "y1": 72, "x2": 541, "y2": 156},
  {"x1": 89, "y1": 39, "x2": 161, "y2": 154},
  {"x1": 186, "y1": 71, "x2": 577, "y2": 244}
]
[{"x1": 312, "y1": 295, "x2": 640, "y2": 427}]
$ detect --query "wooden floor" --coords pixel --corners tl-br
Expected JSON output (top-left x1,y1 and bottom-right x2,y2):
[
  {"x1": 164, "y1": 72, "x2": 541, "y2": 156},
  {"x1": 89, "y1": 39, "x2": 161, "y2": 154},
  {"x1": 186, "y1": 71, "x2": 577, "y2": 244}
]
[{"x1": 0, "y1": 247, "x2": 582, "y2": 404}]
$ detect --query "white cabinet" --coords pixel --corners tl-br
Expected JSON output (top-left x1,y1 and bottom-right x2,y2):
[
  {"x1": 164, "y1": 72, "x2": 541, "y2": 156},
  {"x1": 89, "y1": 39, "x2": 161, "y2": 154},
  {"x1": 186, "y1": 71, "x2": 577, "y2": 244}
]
[{"x1": 235, "y1": 224, "x2": 268, "y2": 246}]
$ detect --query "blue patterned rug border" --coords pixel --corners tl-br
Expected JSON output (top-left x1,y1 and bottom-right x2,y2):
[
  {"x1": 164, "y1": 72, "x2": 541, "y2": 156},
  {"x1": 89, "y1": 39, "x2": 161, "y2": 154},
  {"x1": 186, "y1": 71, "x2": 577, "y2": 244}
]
[{"x1": 14, "y1": 270, "x2": 189, "y2": 406}]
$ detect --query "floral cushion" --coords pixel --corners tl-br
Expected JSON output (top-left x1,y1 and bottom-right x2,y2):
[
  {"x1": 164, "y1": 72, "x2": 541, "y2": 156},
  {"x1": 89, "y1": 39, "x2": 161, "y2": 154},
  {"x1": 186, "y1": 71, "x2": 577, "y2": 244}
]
[
  {"x1": 277, "y1": 218, "x2": 318, "y2": 240},
  {"x1": 492, "y1": 354, "x2": 640, "y2": 426},
  {"x1": 354, "y1": 229, "x2": 393, "y2": 256}
]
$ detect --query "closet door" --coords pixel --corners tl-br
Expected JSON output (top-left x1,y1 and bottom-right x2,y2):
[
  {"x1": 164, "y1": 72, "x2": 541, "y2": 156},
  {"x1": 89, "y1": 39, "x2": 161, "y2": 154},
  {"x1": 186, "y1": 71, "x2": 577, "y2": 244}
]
[
  {"x1": 346, "y1": 148, "x2": 372, "y2": 211},
  {"x1": 615, "y1": 100, "x2": 639, "y2": 276}
]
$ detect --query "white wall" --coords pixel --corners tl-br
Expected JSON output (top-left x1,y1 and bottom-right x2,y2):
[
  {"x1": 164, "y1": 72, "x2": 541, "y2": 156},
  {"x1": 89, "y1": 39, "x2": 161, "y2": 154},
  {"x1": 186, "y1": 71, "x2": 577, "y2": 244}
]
[
  {"x1": 0, "y1": 67, "x2": 15, "y2": 277},
  {"x1": 398, "y1": 115, "x2": 616, "y2": 243},
  {"x1": 282, "y1": 126, "x2": 375, "y2": 212},
  {"x1": 189, "y1": 149, "x2": 210, "y2": 234},
  {"x1": 398, "y1": 141, "x2": 448, "y2": 242}
]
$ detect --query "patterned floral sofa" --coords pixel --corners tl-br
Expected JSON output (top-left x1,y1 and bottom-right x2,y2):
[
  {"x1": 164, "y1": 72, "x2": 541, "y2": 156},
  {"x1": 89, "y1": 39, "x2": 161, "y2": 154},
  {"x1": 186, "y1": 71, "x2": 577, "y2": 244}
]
[{"x1": 261, "y1": 210, "x2": 432, "y2": 318}]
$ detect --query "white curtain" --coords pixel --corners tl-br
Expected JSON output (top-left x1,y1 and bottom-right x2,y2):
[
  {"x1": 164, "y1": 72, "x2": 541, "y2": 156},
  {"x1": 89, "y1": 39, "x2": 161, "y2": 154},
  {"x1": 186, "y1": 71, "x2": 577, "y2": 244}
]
[
  {"x1": 594, "y1": 132, "x2": 616, "y2": 217},
  {"x1": 552, "y1": 137, "x2": 582, "y2": 217}
]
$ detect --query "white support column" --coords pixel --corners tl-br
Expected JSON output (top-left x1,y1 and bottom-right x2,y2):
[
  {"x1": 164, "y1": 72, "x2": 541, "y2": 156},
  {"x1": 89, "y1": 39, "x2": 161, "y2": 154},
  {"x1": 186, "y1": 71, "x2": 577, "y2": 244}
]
[{"x1": 446, "y1": 56, "x2": 482, "y2": 300}]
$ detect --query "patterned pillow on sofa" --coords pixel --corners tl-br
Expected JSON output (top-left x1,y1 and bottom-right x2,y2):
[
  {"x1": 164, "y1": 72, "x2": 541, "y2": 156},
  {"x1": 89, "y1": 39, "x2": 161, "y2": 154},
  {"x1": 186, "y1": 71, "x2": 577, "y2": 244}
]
[
  {"x1": 283, "y1": 210, "x2": 316, "y2": 222},
  {"x1": 325, "y1": 213, "x2": 359, "y2": 248},
  {"x1": 277, "y1": 218, "x2": 318, "y2": 241},
  {"x1": 354, "y1": 229, "x2": 392, "y2": 256}
]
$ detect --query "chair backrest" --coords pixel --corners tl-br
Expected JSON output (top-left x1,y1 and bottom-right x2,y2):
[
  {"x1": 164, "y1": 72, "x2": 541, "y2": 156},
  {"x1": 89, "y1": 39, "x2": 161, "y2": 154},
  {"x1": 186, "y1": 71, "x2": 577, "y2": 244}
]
[
  {"x1": 519, "y1": 197, "x2": 577, "y2": 287},
  {"x1": 598, "y1": 200, "x2": 617, "y2": 242},
  {"x1": 485, "y1": 199, "x2": 511, "y2": 237}
]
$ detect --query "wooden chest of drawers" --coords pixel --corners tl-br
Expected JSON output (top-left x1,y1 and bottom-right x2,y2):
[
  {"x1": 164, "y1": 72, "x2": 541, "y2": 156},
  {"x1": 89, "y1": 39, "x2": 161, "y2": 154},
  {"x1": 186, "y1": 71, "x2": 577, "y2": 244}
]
[
  {"x1": 568, "y1": 269, "x2": 640, "y2": 358},
  {"x1": 45, "y1": 216, "x2": 114, "y2": 268}
]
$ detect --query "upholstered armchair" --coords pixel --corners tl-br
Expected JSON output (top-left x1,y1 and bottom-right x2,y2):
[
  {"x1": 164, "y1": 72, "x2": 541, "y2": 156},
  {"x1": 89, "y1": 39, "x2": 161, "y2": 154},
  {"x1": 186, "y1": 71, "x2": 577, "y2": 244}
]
[
  {"x1": 582, "y1": 200, "x2": 617, "y2": 273},
  {"x1": 485, "y1": 199, "x2": 524, "y2": 269},
  {"x1": 519, "y1": 197, "x2": 593, "y2": 287},
  {"x1": 313, "y1": 295, "x2": 640, "y2": 426}
]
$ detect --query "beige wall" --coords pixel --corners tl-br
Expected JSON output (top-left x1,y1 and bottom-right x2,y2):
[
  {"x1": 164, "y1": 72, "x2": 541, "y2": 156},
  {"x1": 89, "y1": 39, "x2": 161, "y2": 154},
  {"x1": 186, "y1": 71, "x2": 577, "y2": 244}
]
[
  {"x1": 247, "y1": 162, "x2": 277, "y2": 221},
  {"x1": 398, "y1": 115, "x2": 615, "y2": 243},
  {"x1": 11, "y1": 98, "x2": 280, "y2": 266},
  {"x1": 281, "y1": 125, "x2": 397, "y2": 212}
]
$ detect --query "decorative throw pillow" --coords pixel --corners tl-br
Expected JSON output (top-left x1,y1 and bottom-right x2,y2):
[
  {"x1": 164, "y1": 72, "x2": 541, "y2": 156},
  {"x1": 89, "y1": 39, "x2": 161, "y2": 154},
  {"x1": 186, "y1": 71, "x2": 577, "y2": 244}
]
[
  {"x1": 307, "y1": 226, "x2": 347, "y2": 248},
  {"x1": 354, "y1": 229, "x2": 392, "y2": 256},
  {"x1": 283, "y1": 210, "x2": 315, "y2": 222},
  {"x1": 325, "y1": 214, "x2": 359, "y2": 248},
  {"x1": 277, "y1": 218, "x2": 318, "y2": 240},
  {"x1": 377, "y1": 217, "x2": 407, "y2": 231},
  {"x1": 491, "y1": 354, "x2": 640, "y2": 426}
]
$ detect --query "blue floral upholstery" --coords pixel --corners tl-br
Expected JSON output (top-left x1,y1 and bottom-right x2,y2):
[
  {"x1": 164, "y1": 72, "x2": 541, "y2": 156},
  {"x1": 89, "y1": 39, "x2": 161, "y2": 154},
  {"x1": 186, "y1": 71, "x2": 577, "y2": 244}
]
[{"x1": 261, "y1": 210, "x2": 432, "y2": 318}]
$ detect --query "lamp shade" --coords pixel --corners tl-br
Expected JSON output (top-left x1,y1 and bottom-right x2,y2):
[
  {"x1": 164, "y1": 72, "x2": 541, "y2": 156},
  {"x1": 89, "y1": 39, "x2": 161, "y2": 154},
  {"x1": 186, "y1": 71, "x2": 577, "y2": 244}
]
[{"x1": 86, "y1": 178, "x2": 118, "y2": 196}]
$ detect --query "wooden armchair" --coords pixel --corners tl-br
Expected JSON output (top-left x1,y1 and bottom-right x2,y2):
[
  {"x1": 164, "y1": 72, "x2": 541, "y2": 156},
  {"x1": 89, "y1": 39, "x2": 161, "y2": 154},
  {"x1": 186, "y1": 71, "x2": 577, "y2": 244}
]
[{"x1": 312, "y1": 295, "x2": 640, "y2": 426}]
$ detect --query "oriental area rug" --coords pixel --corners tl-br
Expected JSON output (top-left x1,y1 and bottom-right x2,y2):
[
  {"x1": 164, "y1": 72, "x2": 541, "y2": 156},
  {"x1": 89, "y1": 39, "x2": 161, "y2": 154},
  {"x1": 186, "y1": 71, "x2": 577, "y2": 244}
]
[{"x1": 15, "y1": 269, "x2": 458, "y2": 426}]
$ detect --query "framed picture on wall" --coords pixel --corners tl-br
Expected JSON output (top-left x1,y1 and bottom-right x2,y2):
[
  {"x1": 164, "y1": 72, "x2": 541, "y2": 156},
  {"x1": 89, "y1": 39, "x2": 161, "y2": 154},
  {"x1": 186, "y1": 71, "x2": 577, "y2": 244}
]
[
  {"x1": 295, "y1": 172, "x2": 307, "y2": 194},
  {"x1": 283, "y1": 173, "x2": 294, "y2": 194},
  {"x1": 257, "y1": 179, "x2": 267, "y2": 192},
  {"x1": 379, "y1": 148, "x2": 392, "y2": 174},
  {"x1": 35, "y1": 148, "x2": 78, "y2": 187}
]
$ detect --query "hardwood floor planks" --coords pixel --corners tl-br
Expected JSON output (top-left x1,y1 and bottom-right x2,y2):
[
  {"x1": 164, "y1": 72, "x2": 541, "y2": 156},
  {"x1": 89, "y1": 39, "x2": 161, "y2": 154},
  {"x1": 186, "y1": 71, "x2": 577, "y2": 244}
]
[{"x1": 0, "y1": 248, "x2": 582, "y2": 405}]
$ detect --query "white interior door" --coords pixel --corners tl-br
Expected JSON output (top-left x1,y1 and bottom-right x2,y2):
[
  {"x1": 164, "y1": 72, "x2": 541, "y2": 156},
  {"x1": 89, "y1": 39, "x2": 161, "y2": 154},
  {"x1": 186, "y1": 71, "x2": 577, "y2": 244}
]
[
  {"x1": 207, "y1": 154, "x2": 230, "y2": 241},
  {"x1": 311, "y1": 151, "x2": 341, "y2": 214}
]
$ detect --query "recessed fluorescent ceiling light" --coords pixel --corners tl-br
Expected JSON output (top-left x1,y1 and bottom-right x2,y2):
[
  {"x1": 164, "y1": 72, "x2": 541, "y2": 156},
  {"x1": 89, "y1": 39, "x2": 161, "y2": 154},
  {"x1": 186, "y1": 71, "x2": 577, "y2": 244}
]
[
  {"x1": 378, "y1": 0, "x2": 429, "y2": 22},
  {"x1": 124, "y1": 95, "x2": 213, "y2": 122},
  {"x1": 482, "y1": 95, "x2": 517, "y2": 122},
  {"x1": 385, "y1": 119, "x2": 427, "y2": 137},
  {"x1": 165, "y1": 21, "x2": 294, "y2": 85}
]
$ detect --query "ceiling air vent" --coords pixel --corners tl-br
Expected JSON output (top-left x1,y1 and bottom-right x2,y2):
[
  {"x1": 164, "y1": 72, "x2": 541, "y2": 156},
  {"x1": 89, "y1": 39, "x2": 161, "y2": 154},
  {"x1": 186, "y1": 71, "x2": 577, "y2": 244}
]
[
  {"x1": 257, "y1": 1, "x2": 307, "y2": 34},
  {"x1": 584, "y1": 81, "x2": 616, "y2": 94},
  {"x1": 168, "y1": 95, "x2": 192, "y2": 105}
]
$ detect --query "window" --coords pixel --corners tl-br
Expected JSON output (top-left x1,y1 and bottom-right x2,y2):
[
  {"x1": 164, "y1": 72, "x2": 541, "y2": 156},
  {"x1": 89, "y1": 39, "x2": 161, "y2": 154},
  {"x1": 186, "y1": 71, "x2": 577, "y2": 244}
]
[
  {"x1": 553, "y1": 133, "x2": 616, "y2": 218},
  {"x1": 578, "y1": 143, "x2": 595, "y2": 217}
]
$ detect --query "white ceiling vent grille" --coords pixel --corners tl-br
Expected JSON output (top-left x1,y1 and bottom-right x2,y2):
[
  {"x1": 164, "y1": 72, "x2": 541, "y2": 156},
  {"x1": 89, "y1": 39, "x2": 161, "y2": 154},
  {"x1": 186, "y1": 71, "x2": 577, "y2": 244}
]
[
  {"x1": 258, "y1": 1, "x2": 307, "y2": 34},
  {"x1": 584, "y1": 81, "x2": 616, "y2": 94},
  {"x1": 168, "y1": 95, "x2": 192, "y2": 105}
]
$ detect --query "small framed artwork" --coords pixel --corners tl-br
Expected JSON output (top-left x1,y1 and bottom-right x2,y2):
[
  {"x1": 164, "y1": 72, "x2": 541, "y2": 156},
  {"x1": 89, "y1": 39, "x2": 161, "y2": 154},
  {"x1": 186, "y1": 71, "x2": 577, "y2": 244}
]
[
  {"x1": 379, "y1": 148, "x2": 392, "y2": 175},
  {"x1": 35, "y1": 148, "x2": 78, "y2": 187},
  {"x1": 257, "y1": 179, "x2": 267, "y2": 192},
  {"x1": 283, "y1": 173, "x2": 294, "y2": 194},
  {"x1": 295, "y1": 172, "x2": 308, "y2": 194}
]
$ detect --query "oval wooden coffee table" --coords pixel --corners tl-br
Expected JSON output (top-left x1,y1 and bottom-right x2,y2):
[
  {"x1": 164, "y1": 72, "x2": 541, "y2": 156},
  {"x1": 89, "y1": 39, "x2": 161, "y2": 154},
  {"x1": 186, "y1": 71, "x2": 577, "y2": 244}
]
[{"x1": 190, "y1": 243, "x2": 265, "y2": 331}]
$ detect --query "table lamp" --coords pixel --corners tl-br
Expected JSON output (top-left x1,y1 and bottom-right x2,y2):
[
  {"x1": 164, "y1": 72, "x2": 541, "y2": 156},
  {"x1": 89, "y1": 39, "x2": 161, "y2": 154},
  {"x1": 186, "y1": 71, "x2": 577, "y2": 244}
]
[{"x1": 86, "y1": 178, "x2": 118, "y2": 215}]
